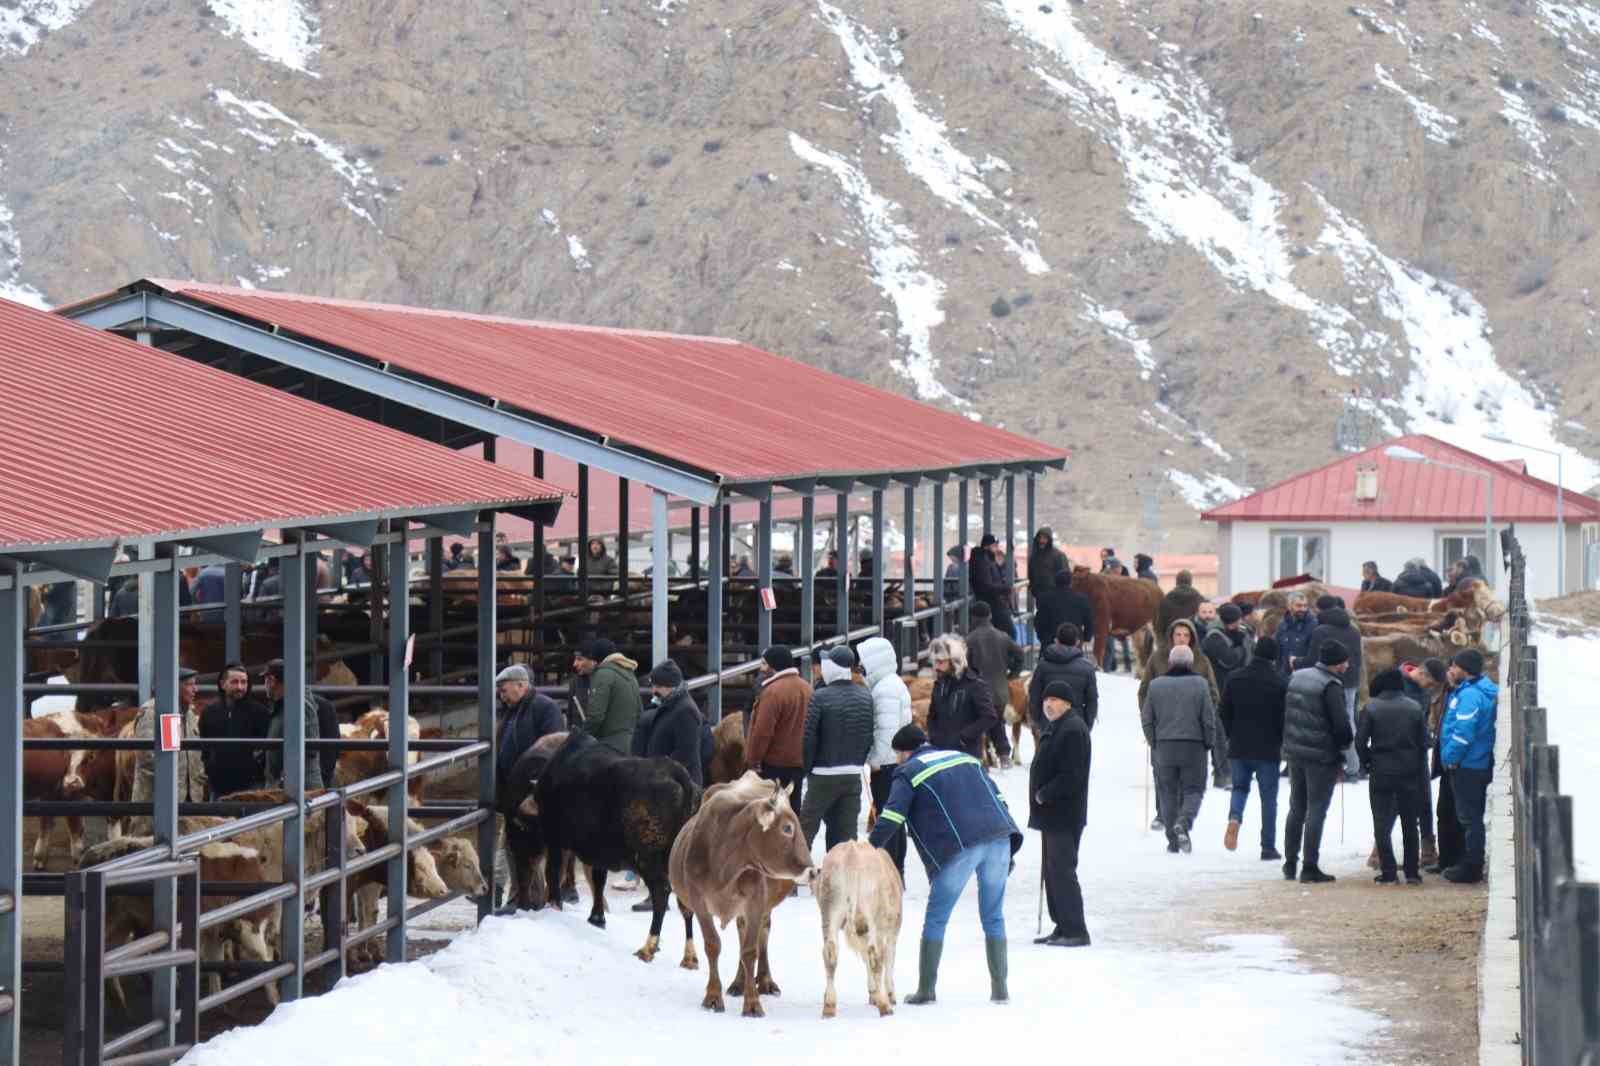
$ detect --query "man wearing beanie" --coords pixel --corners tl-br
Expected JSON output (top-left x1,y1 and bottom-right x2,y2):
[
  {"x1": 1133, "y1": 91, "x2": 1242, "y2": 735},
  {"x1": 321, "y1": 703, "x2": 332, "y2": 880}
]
[
  {"x1": 869, "y1": 724, "x2": 1023, "y2": 1006},
  {"x1": 1218, "y1": 636, "x2": 1287, "y2": 858},
  {"x1": 1356, "y1": 668, "x2": 1429, "y2": 884},
  {"x1": 573, "y1": 637, "x2": 641, "y2": 754},
  {"x1": 633, "y1": 659, "x2": 705, "y2": 786},
  {"x1": 1400, "y1": 658, "x2": 1449, "y2": 868},
  {"x1": 1280, "y1": 641, "x2": 1356, "y2": 883},
  {"x1": 746, "y1": 645, "x2": 812, "y2": 798},
  {"x1": 1029, "y1": 680, "x2": 1092, "y2": 947},
  {"x1": 797, "y1": 646, "x2": 875, "y2": 850},
  {"x1": 1439, "y1": 647, "x2": 1498, "y2": 883},
  {"x1": 1201, "y1": 602, "x2": 1253, "y2": 692},
  {"x1": 1140, "y1": 644, "x2": 1218, "y2": 854},
  {"x1": 1305, "y1": 599, "x2": 1365, "y2": 778}
]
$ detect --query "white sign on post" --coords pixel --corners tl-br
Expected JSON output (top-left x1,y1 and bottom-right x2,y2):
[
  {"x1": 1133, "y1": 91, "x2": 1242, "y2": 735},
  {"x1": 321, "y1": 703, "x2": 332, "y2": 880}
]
[
  {"x1": 159, "y1": 714, "x2": 183, "y2": 752},
  {"x1": 404, "y1": 634, "x2": 416, "y2": 670}
]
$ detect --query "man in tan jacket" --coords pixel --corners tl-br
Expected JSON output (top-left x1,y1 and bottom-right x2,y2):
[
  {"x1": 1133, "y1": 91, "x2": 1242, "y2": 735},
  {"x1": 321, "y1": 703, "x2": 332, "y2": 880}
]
[
  {"x1": 129, "y1": 666, "x2": 209, "y2": 831},
  {"x1": 746, "y1": 646, "x2": 811, "y2": 800}
]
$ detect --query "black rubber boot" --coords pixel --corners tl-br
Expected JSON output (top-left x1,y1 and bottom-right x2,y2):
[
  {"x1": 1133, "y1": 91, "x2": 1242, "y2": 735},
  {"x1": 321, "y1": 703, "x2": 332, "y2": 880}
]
[
  {"x1": 985, "y1": 937, "x2": 1009, "y2": 1003},
  {"x1": 905, "y1": 939, "x2": 943, "y2": 1005}
]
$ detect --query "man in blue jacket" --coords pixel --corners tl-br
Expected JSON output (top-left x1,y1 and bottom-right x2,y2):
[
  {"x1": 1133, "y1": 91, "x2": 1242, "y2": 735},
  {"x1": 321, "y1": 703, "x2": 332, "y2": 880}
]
[
  {"x1": 869, "y1": 725, "x2": 1023, "y2": 1006},
  {"x1": 1440, "y1": 648, "x2": 1498, "y2": 884}
]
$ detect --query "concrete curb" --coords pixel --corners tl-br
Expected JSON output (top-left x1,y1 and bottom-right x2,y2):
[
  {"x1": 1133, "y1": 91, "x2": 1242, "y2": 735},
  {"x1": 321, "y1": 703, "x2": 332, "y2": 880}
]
[{"x1": 1479, "y1": 679, "x2": 1521, "y2": 1066}]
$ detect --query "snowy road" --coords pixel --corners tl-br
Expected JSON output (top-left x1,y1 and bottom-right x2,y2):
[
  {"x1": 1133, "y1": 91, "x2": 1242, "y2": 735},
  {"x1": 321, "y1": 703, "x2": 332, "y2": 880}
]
[{"x1": 181, "y1": 674, "x2": 1385, "y2": 1066}]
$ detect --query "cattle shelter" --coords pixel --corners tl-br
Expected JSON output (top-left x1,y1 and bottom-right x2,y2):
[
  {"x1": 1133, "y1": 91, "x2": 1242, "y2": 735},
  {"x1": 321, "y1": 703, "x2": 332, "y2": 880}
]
[{"x1": 1, "y1": 299, "x2": 565, "y2": 1065}]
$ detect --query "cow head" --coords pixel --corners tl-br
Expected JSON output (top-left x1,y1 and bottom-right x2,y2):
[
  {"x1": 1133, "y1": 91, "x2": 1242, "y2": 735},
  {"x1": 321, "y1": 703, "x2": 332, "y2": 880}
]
[
  {"x1": 408, "y1": 842, "x2": 451, "y2": 899},
  {"x1": 748, "y1": 782, "x2": 818, "y2": 886},
  {"x1": 1469, "y1": 580, "x2": 1507, "y2": 621},
  {"x1": 431, "y1": 837, "x2": 489, "y2": 898}
]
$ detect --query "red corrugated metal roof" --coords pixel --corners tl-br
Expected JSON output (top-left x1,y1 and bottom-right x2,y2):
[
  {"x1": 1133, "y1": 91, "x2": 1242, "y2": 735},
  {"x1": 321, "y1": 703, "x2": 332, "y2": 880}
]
[
  {"x1": 1201, "y1": 434, "x2": 1600, "y2": 524},
  {"x1": 0, "y1": 298, "x2": 565, "y2": 552},
  {"x1": 116, "y1": 279, "x2": 1066, "y2": 484}
]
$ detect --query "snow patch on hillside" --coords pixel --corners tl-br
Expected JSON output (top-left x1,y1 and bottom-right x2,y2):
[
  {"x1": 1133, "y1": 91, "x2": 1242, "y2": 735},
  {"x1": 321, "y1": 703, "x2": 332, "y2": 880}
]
[
  {"x1": 1539, "y1": 1, "x2": 1600, "y2": 47},
  {"x1": 0, "y1": 0, "x2": 92, "y2": 57},
  {"x1": 1498, "y1": 89, "x2": 1555, "y2": 181},
  {"x1": 816, "y1": 2, "x2": 1049, "y2": 275},
  {"x1": 790, "y1": 131, "x2": 959, "y2": 405},
  {"x1": 1081, "y1": 300, "x2": 1155, "y2": 380},
  {"x1": 1374, "y1": 64, "x2": 1458, "y2": 143},
  {"x1": 208, "y1": 0, "x2": 320, "y2": 74},
  {"x1": 566, "y1": 234, "x2": 592, "y2": 272},
  {"x1": 0, "y1": 158, "x2": 46, "y2": 308},
  {"x1": 1169, "y1": 470, "x2": 1250, "y2": 511}
]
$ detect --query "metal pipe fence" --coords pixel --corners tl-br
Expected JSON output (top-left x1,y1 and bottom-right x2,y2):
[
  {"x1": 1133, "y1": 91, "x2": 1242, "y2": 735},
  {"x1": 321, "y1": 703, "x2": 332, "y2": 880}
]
[{"x1": 1502, "y1": 530, "x2": 1600, "y2": 1064}]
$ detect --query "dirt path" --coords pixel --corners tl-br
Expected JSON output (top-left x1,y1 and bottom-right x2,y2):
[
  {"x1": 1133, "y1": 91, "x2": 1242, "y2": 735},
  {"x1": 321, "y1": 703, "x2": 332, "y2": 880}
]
[{"x1": 1144, "y1": 866, "x2": 1485, "y2": 1064}]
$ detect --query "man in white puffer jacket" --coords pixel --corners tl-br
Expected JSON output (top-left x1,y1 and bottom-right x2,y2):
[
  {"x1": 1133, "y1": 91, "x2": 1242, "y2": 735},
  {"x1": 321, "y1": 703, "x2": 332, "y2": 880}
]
[{"x1": 858, "y1": 636, "x2": 913, "y2": 877}]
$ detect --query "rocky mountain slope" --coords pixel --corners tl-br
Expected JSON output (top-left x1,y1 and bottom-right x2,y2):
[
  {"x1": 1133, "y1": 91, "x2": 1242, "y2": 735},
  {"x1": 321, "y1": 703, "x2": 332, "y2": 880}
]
[{"x1": 3, "y1": 0, "x2": 1599, "y2": 550}]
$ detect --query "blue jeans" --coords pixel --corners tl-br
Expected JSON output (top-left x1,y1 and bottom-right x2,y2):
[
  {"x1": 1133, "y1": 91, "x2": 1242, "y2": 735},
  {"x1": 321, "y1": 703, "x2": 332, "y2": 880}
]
[
  {"x1": 1228, "y1": 758, "x2": 1280, "y2": 849},
  {"x1": 922, "y1": 837, "x2": 1010, "y2": 942}
]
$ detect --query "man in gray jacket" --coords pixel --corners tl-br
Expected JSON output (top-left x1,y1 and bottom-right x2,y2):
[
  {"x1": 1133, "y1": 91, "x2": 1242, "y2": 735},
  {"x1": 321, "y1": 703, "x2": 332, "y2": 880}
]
[
  {"x1": 1281, "y1": 641, "x2": 1356, "y2": 884},
  {"x1": 1140, "y1": 645, "x2": 1217, "y2": 854},
  {"x1": 800, "y1": 646, "x2": 876, "y2": 852},
  {"x1": 966, "y1": 601, "x2": 1024, "y2": 769}
]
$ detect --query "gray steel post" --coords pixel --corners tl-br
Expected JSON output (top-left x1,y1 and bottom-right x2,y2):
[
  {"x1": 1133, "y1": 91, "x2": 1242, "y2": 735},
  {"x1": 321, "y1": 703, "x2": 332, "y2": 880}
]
[
  {"x1": 578, "y1": 464, "x2": 590, "y2": 605},
  {"x1": 757, "y1": 494, "x2": 774, "y2": 652},
  {"x1": 1, "y1": 569, "x2": 22, "y2": 1066},
  {"x1": 152, "y1": 545, "x2": 180, "y2": 1046},
  {"x1": 385, "y1": 529, "x2": 412, "y2": 960},
  {"x1": 533, "y1": 448, "x2": 546, "y2": 654},
  {"x1": 958, "y1": 480, "x2": 971, "y2": 632},
  {"x1": 836, "y1": 493, "x2": 850, "y2": 639},
  {"x1": 223, "y1": 562, "x2": 242, "y2": 665},
  {"x1": 305, "y1": 549, "x2": 320, "y2": 682},
  {"x1": 428, "y1": 536, "x2": 444, "y2": 687},
  {"x1": 982, "y1": 479, "x2": 994, "y2": 540},
  {"x1": 932, "y1": 482, "x2": 946, "y2": 637},
  {"x1": 902, "y1": 485, "x2": 915, "y2": 638},
  {"x1": 652, "y1": 490, "x2": 669, "y2": 666},
  {"x1": 368, "y1": 545, "x2": 385, "y2": 692},
  {"x1": 690, "y1": 507, "x2": 702, "y2": 582},
  {"x1": 619, "y1": 477, "x2": 630, "y2": 603},
  {"x1": 800, "y1": 495, "x2": 815, "y2": 676},
  {"x1": 871, "y1": 489, "x2": 886, "y2": 637},
  {"x1": 280, "y1": 539, "x2": 307, "y2": 1001},
  {"x1": 138, "y1": 543, "x2": 154, "y2": 703},
  {"x1": 1026, "y1": 475, "x2": 1037, "y2": 646},
  {"x1": 476, "y1": 522, "x2": 497, "y2": 924},
  {"x1": 1005, "y1": 475, "x2": 1016, "y2": 629},
  {"x1": 707, "y1": 499, "x2": 724, "y2": 721}
]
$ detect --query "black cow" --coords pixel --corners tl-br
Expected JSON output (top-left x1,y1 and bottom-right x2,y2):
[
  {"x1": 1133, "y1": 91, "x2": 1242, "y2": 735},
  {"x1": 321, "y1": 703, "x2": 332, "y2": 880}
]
[
  {"x1": 498, "y1": 731, "x2": 569, "y2": 911},
  {"x1": 525, "y1": 732, "x2": 700, "y2": 962}
]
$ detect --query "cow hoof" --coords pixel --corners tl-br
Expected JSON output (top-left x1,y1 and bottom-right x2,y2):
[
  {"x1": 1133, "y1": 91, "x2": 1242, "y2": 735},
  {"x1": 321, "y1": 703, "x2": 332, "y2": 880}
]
[
  {"x1": 587, "y1": 915, "x2": 605, "y2": 930},
  {"x1": 30, "y1": 860, "x2": 44, "y2": 873},
  {"x1": 822, "y1": 1004, "x2": 837, "y2": 1019},
  {"x1": 679, "y1": 946, "x2": 699, "y2": 971},
  {"x1": 741, "y1": 1001, "x2": 766, "y2": 1019},
  {"x1": 759, "y1": 978, "x2": 781, "y2": 997},
  {"x1": 634, "y1": 947, "x2": 658, "y2": 963},
  {"x1": 728, "y1": 976, "x2": 743, "y2": 997},
  {"x1": 701, "y1": 994, "x2": 725, "y2": 1013}
]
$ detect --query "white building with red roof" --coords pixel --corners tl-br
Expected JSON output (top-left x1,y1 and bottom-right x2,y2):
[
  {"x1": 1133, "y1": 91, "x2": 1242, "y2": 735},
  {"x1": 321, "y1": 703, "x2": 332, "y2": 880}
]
[{"x1": 1202, "y1": 435, "x2": 1600, "y2": 600}]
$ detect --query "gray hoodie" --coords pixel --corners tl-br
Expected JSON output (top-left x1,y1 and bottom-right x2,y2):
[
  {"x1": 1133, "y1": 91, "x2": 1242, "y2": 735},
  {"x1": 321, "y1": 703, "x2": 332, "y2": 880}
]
[{"x1": 1141, "y1": 666, "x2": 1218, "y2": 749}]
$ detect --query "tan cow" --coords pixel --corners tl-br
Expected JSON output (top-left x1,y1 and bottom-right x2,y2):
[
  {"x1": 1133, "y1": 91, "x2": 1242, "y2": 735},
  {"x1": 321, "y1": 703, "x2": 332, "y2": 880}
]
[
  {"x1": 1360, "y1": 629, "x2": 1477, "y2": 694},
  {"x1": 668, "y1": 771, "x2": 818, "y2": 1017},
  {"x1": 29, "y1": 705, "x2": 142, "y2": 869},
  {"x1": 1353, "y1": 579, "x2": 1505, "y2": 620},
  {"x1": 333, "y1": 708, "x2": 426, "y2": 802},
  {"x1": 816, "y1": 841, "x2": 902, "y2": 1019}
]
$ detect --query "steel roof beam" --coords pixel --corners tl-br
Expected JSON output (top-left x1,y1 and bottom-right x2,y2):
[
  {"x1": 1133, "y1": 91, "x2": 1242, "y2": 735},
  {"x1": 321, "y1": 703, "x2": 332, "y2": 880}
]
[
  {"x1": 180, "y1": 530, "x2": 264, "y2": 564},
  {"x1": 726, "y1": 482, "x2": 771, "y2": 502},
  {"x1": 304, "y1": 520, "x2": 381, "y2": 548},
  {"x1": 425, "y1": 511, "x2": 481, "y2": 538},
  {"x1": 64, "y1": 294, "x2": 722, "y2": 505},
  {"x1": 7, "y1": 547, "x2": 120, "y2": 584}
]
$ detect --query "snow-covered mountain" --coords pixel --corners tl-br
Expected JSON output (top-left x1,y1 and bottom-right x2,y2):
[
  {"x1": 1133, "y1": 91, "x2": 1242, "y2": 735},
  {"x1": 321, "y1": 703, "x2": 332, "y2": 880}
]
[{"x1": 2, "y1": 0, "x2": 1598, "y2": 547}]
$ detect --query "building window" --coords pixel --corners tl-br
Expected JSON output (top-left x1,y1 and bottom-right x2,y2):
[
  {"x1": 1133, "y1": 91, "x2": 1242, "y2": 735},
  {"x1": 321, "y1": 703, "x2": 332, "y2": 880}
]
[
  {"x1": 1272, "y1": 530, "x2": 1329, "y2": 583},
  {"x1": 1438, "y1": 532, "x2": 1488, "y2": 576}
]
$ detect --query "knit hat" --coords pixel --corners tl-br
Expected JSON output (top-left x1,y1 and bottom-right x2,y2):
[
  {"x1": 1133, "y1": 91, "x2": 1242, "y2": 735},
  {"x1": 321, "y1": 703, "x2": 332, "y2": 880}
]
[
  {"x1": 1253, "y1": 636, "x2": 1279, "y2": 662},
  {"x1": 1168, "y1": 645, "x2": 1194, "y2": 668},
  {"x1": 947, "y1": 546, "x2": 964, "y2": 560},
  {"x1": 1318, "y1": 640, "x2": 1349, "y2": 667},
  {"x1": 1452, "y1": 647, "x2": 1485, "y2": 676},
  {"x1": 1315, "y1": 595, "x2": 1341, "y2": 611},
  {"x1": 762, "y1": 646, "x2": 795, "y2": 672},
  {"x1": 649, "y1": 660, "x2": 684, "y2": 688},
  {"x1": 980, "y1": 533, "x2": 999, "y2": 548},
  {"x1": 578, "y1": 638, "x2": 614, "y2": 662},
  {"x1": 821, "y1": 654, "x2": 853, "y2": 685},
  {"x1": 178, "y1": 666, "x2": 198, "y2": 681},
  {"x1": 1370, "y1": 667, "x2": 1406, "y2": 696},
  {"x1": 1423, "y1": 658, "x2": 1449, "y2": 685},
  {"x1": 828, "y1": 646, "x2": 855, "y2": 670},
  {"x1": 891, "y1": 724, "x2": 928, "y2": 752},
  {"x1": 495, "y1": 664, "x2": 531, "y2": 684},
  {"x1": 1218, "y1": 603, "x2": 1242, "y2": 624},
  {"x1": 1042, "y1": 680, "x2": 1074, "y2": 705},
  {"x1": 971, "y1": 600, "x2": 992, "y2": 620}
]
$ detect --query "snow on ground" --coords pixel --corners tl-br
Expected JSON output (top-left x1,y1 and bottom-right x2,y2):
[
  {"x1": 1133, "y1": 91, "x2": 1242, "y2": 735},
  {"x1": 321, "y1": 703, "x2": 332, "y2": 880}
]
[
  {"x1": 0, "y1": 0, "x2": 92, "y2": 57},
  {"x1": 789, "y1": 132, "x2": 958, "y2": 406},
  {"x1": 1531, "y1": 622, "x2": 1600, "y2": 881},
  {"x1": 207, "y1": 0, "x2": 321, "y2": 74},
  {"x1": 179, "y1": 675, "x2": 1385, "y2": 1066},
  {"x1": 814, "y1": 2, "x2": 1049, "y2": 276}
]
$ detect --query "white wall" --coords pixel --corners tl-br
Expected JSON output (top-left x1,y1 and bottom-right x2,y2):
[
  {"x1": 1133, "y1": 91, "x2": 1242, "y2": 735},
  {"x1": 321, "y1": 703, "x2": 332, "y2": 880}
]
[{"x1": 1218, "y1": 519, "x2": 1571, "y2": 600}]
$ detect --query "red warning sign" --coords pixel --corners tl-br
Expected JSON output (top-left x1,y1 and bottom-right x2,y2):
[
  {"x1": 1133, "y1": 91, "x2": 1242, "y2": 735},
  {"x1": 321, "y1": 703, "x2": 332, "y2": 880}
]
[
  {"x1": 759, "y1": 587, "x2": 776, "y2": 611},
  {"x1": 159, "y1": 714, "x2": 183, "y2": 752}
]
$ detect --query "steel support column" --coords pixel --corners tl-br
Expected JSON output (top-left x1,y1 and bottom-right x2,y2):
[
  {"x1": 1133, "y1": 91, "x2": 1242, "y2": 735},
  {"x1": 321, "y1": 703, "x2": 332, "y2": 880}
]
[
  {"x1": 223, "y1": 562, "x2": 242, "y2": 665},
  {"x1": 652, "y1": 490, "x2": 669, "y2": 667},
  {"x1": 1005, "y1": 475, "x2": 1016, "y2": 635},
  {"x1": 836, "y1": 493, "x2": 850, "y2": 638},
  {"x1": 476, "y1": 522, "x2": 497, "y2": 924},
  {"x1": 902, "y1": 485, "x2": 915, "y2": 641},
  {"x1": 385, "y1": 528, "x2": 412, "y2": 960},
  {"x1": 707, "y1": 500, "x2": 724, "y2": 721},
  {"x1": 959, "y1": 481, "x2": 972, "y2": 632},
  {"x1": 1026, "y1": 476, "x2": 1037, "y2": 645},
  {"x1": 137, "y1": 543, "x2": 154, "y2": 703},
  {"x1": 368, "y1": 545, "x2": 385, "y2": 692},
  {"x1": 280, "y1": 538, "x2": 307, "y2": 1001},
  {"x1": 577, "y1": 464, "x2": 590, "y2": 605},
  {"x1": 533, "y1": 448, "x2": 546, "y2": 630},
  {"x1": 0, "y1": 568, "x2": 22, "y2": 1066},
  {"x1": 757, "y1": 494, "x2": 774, "y2": 652},
  {"x1": 151, "y1": 544, "x2": 181, "y2": 1046},
  {"x1": 305, "y1": 549, "x2": 320, "y2": 682},
  {"x1": 690, "y1": 507, "x2": 702, "y2": 583},
  {"x1": 800, "y1": 496, "x2": 815, "y2": 677},
  {"x1": 428, "y1": 537, "x2": 445, "y2": 687},
  {"x1": 932, "y1": 482, "x2": 946, "y2": 637},
  {"x1": 871, "y1": 490, "x2": 886, "y2": 637},
  {"x1": 619, "y1": 478, "x2": 630, "y2": 604}
]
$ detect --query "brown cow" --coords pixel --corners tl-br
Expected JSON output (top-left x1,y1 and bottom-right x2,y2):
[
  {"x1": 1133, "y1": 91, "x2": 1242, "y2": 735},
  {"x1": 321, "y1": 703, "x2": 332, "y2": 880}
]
[
  {"x1": 1353, "y1": 578, "x2": 1505, "y2": 620},
  {"x1": 27, "y1": 705, "x2": 141, "y2": 870},
  {"x1": 1070, "y1": 569, "x2": 1161, "y2": 665},
  {"x1": 1360, "y1": 629, "x2": 1476, "y2": 693},
  {"x1": 669, "y1": 771, "x2": 817, "y2": 1017},
  {"x1": 816, "y1": 840, "x2": 902, "y2": 1018},
  {"x1": 706, "y1": 714, "x2": 747, "y2": 787}
]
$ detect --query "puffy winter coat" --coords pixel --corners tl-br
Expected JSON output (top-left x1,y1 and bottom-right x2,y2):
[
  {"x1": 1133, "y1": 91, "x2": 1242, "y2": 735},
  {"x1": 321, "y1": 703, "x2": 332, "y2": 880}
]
[
  {"x1": 1200, "y1": 623, "x2": 1252, "y2": 692},
  {"x1": 1218, "y1": 658, "x2": 1287, "y2": 762},
  {"x1": 868, "y1": 745, "x2": 1022, "y2": 873},
  {"x1": 746, "y1": 670, "x2": 811, "y2": 770},
  {"x1": 927, "y1": 668, "x2": 998, "y2": 758},
  {"x1": 583, "y1": 653, "x2": 642, "y2": 753},
  {"x1": 1393, "y1": 564, "x2": 1443, "y2": 599},
  {"x1": 1274, "y1": 609, "x2": 1318, "y2": 676},
  {"x1": 1306, "y1": 609, "x2": 1364, "y2": 698},
  {"x1": 635, "y1": 688, "x2": 705, "y2": 785},
  {"x1": 1282, "y1": 666, "x2": 1353, "y2": 765},
  {"x1": 1027, "y1": 643, "x2": 1099, "y2": 729},
  {"x1": 1440, "y1": 675, "x2": 1499, "y2": 771},
  {"x1": 803, "y1": 678, "x2": 876, "y2": 772},
  {"x1": 858, "y1": 637, "x2": 912, "y2": 768}
]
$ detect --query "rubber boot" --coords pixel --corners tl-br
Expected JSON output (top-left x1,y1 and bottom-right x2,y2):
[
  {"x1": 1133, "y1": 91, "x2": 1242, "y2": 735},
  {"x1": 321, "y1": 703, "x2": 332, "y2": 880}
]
[
  {"x1": 985, "y1": 937, "x2": 1009, "y2": 1003},
  {"x1": 905, "y1": 939, "x2": 943, "y2": 1005}
]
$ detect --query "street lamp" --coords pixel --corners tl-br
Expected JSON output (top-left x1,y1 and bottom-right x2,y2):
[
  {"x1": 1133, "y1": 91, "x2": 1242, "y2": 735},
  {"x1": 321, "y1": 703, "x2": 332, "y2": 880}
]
[
  {"x1": 1385, "y1": 445, "x2": 1497, "y2": 588},
  {"x1": 1484, "y1": 433, "x2": 1564, "y2": 594}
]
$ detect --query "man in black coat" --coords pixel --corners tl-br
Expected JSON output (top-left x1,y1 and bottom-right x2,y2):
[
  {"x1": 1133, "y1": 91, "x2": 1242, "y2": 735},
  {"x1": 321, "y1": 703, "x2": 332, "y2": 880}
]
[
  {"x1": 1033, "y1": 568, "x2": 1094, "y2": 658},
  {"x1": 1219, "y1": 637, "x2": 1287, "y2": 859},
  {"x1": 926, "y1": 635, "x2": 998, "y2": 759},
  {"x1": 968, "y1": 534, "x2": 1013, "y2": 634},
  {"x1": 1360, "y1": 562, "x2": 1393, "y2": 593},
  {"x1": 1281, "y1": 643, "x2": 1356, "y2": 884},
  {"x1": 633, "y1": 659, "x2": 705, "y2": 786},
  {"x1": 495, "y1": 664, "x2": 567, "y2": 784},
  {"x1": 1028, "y1": 623, "x2": 1099, "y2": 730},
  {"x1": 1392, "y1": 557, "x2": 1443, "y2": 599},
  {"x1": 1201, "y1": 603, "x2": 1253, "y2": 693},
  {"x1": 1029, "y1": 680, "x2": 1092, "y2": 947},
  {"x1": 1304, "y1": 601, "x2": 1364, "y2": 777},
  {"x1": 1357, "y1": 668, "x2": 1429, "y2": 884},
  {"x1": 800, "y1": 646, "x2": 876, "y2": 850},
  {"x1": 966, "y1": 601, "x2": 1024, "y2": 768},
  {"x1": 198, "y1": 663, "x2": 270, "y2": 798}
]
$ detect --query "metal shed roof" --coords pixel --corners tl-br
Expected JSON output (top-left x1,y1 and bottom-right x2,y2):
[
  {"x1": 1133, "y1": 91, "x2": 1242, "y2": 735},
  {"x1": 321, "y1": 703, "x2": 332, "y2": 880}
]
[
  {"x1": 61, "y1": 279, "x2": 1066, "y2": 494},
  {"x1": 1200, "y1": 434, "x2": 1600, "y2": 524},
  {"x1": 0, "y1": 297, "x2": 565, "y2": 554}
]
